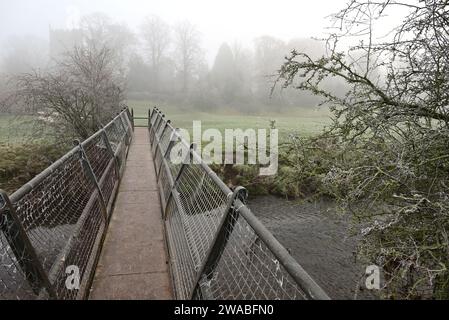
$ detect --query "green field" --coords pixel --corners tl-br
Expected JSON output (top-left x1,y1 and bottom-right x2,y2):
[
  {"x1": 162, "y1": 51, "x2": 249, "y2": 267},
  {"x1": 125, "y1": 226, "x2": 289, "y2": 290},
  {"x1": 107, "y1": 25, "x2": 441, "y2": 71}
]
[
  {"x1": 127, "y1": 100, "x2": 332, "y2": 139},
  {"x1": 1, "y1": 102, "x2": 333, "y2": 144},
  {"x1": 1, "y1": 102, "x2": 332, "y2": 193}
]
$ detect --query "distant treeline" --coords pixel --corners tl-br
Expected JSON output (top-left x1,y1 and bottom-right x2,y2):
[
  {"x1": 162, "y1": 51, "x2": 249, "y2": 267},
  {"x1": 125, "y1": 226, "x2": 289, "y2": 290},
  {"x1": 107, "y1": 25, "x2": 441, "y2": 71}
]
[{"x1": 0, "y1": 13, "x2": 347, "y2": 112}]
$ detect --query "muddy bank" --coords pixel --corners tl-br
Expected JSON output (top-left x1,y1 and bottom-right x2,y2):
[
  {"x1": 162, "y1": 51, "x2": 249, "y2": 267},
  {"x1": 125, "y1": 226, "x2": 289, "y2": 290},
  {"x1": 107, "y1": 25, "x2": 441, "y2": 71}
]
[{"x1": 248, "y1": 195, "x2": 378, "y2": 300}]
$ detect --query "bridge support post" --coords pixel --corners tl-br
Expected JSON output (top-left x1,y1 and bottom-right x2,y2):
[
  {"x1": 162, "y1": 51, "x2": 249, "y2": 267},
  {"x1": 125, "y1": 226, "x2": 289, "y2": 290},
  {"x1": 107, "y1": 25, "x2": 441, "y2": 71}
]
[
  {"x1": 123, "y1": 106, "x2": 134, "y2": 132},
  {"x1": 157, "y1": 128, "x2": 179, "y2": 180},
  {"x1": 155, "y1": 120, "x2": 171, "y2": 180},
  {"x1": 129, "y1": 108, "x2": 135, "y2": 132},
  {"x1": 153, "y1": 114, "x2": 165, "y2": 143},
  {"x1": 118, "y1": 114, "x2": 129, "y2": 146},
  {"x1": 0, "y1": 190, "x2": 57, "y2": 299},
  {"x1": 189, "y1": 186, "x2": 248, "y2": 299},
  {"x1": 75, "y1": 140, "x2": 109, "y2": 223},
  {"x1": 101, "y1": 129, "x2": 121, "y2": 178},
  {"x1": 149, "y1": 108, "x2": 161, "y2": 144},
  {"x1": 162, "y1": 143, "x2": 195, "y2": 218},
  {"x1": 149, "y1": 109, "x2": 156, "y2": 143}
]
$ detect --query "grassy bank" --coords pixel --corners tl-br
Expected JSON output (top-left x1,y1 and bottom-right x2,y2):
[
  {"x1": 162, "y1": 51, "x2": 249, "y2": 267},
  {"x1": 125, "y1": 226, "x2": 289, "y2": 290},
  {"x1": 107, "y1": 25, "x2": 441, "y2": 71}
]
[
  {"x1": 127, "y1": 100, "x2": 334, "y2": 198},
  {"x1": 1, "y1": 115, "x2": 36, "y2": 144},
  {"x1": 0, "y1": 115, "x2": 66, "y2": 193},
  {"x1": 0, "y1": 142, "x2": 66, "y2": 193},
  {"x1": 1, "y1": 101, "x2": 332, "y2": 195}
]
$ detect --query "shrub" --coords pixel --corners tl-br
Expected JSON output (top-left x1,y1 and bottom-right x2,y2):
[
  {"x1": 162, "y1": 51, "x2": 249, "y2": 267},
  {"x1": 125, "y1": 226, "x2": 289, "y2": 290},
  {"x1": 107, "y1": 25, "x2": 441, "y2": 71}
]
[{"x1": 0, "y1": 143, "x2": 66, "y2": 193}]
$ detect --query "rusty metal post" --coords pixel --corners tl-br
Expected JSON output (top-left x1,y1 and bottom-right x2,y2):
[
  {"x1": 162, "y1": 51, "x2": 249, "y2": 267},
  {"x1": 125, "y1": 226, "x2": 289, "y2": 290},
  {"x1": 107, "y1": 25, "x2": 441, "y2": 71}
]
[
  {"x1": 157, "y1": 128, "x2": 179, "y2": 179},
  {"x1": 0, "y1": 190, "x2": 57, "y2": 298},
  {"x1": 189, "y1": 187, "x2": 248, "y2": 299},
  {"x1": 155, "y1": 120, "x2": 171, "y2": 180},
  {"x1": 149, "y1": 109, "x2": 160, "y2": 143},
  {"x1": 154, "y1": 113, "x2": 165, "y2": 140},
  {"x1": 75, "y1": 140, "x2": 108, "y2": 222},
  {"x1": 118, "y1": 113, "x2": 130, "y2": 146},
  {"x1": 101, "y1": 129, "x2": 121, "y2": 177},
  {"x1": 124, "y1": 106, "x2": 134, "y2": 132},
  {"x1": 162, "y1": 143, "x2": 195, "y2": 217}
]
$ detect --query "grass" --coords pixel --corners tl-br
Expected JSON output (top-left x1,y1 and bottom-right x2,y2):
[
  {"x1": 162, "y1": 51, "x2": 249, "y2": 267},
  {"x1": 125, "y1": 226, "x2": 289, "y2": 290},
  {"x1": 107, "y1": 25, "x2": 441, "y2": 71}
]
[
  {"x1": 0, "y1": 115, "x2": 64, "y2": 192},
  {"x1": 0, "y1": 115, "x2": 40, "y2": 144},
  {"x1": 1, "y1": 101, "x2": 332, "y2": 145},
  {"x1": 0, "y1": 101, "x2": 332, "y2": 194},
  {"x1": 127, "y1": 100, "x2": 332, "y2": 139}
]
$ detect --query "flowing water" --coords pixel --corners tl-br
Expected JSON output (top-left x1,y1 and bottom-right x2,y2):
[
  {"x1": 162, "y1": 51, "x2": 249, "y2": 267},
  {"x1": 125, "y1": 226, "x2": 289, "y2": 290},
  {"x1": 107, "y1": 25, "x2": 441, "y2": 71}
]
[{"x1": 248, "y1": 195, "x2": 378, "y2": 300}]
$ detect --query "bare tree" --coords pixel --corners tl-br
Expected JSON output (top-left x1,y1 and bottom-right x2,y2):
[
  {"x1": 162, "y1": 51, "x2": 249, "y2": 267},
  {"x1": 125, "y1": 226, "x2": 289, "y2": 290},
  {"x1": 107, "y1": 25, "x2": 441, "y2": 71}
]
[
  {"x1": 140, "y1": 15, "x2": 171, "y2": 92},
  {"x1": 254, "y1": 36, "x2": 286, "y2": 103},
  {"x1": 79, "y1": 12, "x2": 135, "y2": 76},
  {"x1": 14, "y1": 45, "x2": 124, "y2": 140},
  {"x1": 278, "y1": 1, "x2": 449, "y2": 133},
  {"x1": 173, "y1": 21, "x2": 202, "y2": 94},
  {"x1": 277, "y1": 0, "x2": 449, "y2": 299}
]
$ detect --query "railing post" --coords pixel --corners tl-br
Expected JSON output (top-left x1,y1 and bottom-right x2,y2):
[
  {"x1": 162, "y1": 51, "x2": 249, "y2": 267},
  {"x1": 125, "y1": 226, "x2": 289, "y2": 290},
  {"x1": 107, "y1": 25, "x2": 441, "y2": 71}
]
[
  {"x1": 124, "y1": 106, "x2": 134, "y2": 132},
  {"x1": 152, "y1": 111, "x2": 161, "y2": 142},
  {"x1": 149, "y1": 111, "x2": 155, "y2": 142},
  {"x1": 157, "y1": 115, "x2": 167, "y2": 140},
  {"x1": 124, "y1": 111, "x2": 133, "y2": 135},
  {"x1": 152, "y1": 107, "x2": 159, "y2": 125},
  {"x1": 151, "y1": 113, "x2": 165, "y2": 155},
  {"x1": 130, "y1": 108, "x2": 135, "y2": 132},
  {"x1": 157, "y1": 128, "x2": 178, "y2": 179},
  {"x1": 162, "y1": 143, "x2": 195, "y2": 217},
  {"x1": 101, "y1": 129, "x2": 121, "y2": 177},
  {"x1": 0, "y1": 190, "x2": 57, "y2": 299},
  {"x1": 149, "y1": 107, "x2": 157, "y2": 127},
  {"x1": 174, "y1": 143, "x2": 195, "y2": 184},
  {"x1": 189, "y1": 186, "x2": 248, "y2": 299},
  {"x1": 149, "y1": 109, "x2": 160, "y2": 143},
  {"x1": 155, "y1": 120, "x2": 171, "y2": 180},
  {"x1": 119, "y1": 113, "x2": 130, "y2": 146},
  {"x1": 75, "y1": 140, "x2": 109, "y2": 222},
  {"x1": 154, "y1": 114, "x2": 165, "y2": 140}
]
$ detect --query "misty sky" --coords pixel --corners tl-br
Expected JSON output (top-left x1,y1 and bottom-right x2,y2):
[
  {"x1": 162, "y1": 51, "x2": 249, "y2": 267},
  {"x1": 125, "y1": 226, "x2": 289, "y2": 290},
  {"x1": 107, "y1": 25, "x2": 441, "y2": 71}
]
[{"x1": 0, "y1": 0, "x2": 352, "y2": 63}]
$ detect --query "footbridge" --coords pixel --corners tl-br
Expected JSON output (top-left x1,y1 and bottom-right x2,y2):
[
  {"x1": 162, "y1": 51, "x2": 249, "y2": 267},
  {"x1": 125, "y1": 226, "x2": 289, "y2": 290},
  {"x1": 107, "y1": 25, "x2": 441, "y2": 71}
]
[{"x1": 0, "y1": 107, "x2": 330, "y2": 300}]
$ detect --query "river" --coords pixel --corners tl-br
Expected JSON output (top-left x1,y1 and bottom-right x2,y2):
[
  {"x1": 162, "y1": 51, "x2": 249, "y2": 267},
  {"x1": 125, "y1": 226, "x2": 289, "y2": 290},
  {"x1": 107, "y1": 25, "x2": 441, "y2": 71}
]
[{"x1": 248, "y1": 195, "x2": 378, "y2": 300}]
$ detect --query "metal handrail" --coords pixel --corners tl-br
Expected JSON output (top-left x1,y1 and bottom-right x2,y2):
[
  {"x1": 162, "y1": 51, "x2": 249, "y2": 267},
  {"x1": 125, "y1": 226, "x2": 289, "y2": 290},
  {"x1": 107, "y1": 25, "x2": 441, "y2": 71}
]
[
  {"x1": 0, "y1": 107, "x2": 133, "y2": 300},
  {"x1": 148, "y1": 107, "x2": 330, "y2": 300},
  {"x1": 9, "y1": 110, "x2": 130, "y2": 204}
]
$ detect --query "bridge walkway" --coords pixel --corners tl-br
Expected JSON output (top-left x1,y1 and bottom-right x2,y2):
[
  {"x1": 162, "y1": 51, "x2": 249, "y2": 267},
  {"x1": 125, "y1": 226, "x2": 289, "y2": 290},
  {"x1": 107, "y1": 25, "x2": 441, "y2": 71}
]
[{"x1": 89, "y1": 127, "x2": 172, "y2": 299}]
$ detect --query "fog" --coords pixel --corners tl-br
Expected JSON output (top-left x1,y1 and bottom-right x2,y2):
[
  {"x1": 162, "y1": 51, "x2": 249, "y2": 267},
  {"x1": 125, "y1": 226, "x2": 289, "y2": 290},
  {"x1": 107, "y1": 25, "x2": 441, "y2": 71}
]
[
  {"x1": 0, "y1": 0, "x2": 349, "y2": 63},
  {"x1": 0, "y1": 0, "x2": 401, "y2": 111}
]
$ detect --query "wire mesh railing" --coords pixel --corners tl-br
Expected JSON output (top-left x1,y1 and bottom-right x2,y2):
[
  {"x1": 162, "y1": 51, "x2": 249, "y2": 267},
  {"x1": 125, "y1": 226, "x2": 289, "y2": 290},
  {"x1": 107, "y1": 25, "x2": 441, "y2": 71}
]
[
  {"x1": 148, "y1": 107, "x2": 330, "y2": 300},
  {"x1": 0, "y1": 107, "x2": 134, "y2": 300}
]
